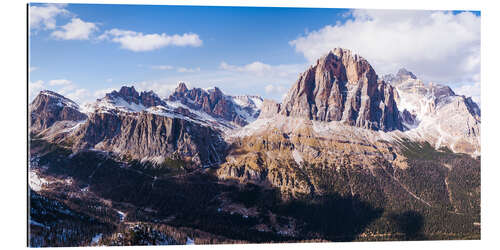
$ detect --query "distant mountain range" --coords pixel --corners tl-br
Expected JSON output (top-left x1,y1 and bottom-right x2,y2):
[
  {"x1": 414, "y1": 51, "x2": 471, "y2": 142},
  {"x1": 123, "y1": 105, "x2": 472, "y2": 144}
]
[
  {"x1": 28, "y1": 48, "x2": 481, "y2": 246},
  {"x1": 30, "y1": 48, "x2": 480, "y2": 160}
]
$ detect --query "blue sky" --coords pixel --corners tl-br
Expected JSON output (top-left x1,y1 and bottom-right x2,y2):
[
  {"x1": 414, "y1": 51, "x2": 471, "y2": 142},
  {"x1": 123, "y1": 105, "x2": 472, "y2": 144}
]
[{"x1": 29, "y1": 3, "x2": 481, "y2": 104}]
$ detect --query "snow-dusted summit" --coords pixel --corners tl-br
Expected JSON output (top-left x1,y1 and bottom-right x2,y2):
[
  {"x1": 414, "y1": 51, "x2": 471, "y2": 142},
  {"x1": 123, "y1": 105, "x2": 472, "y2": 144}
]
[
  {"x1": 169, "y1": 82, "x2": 263, "y2": 127},
  {"x1": 384, "y1": 69, "x2": 480, "y2": 155}
]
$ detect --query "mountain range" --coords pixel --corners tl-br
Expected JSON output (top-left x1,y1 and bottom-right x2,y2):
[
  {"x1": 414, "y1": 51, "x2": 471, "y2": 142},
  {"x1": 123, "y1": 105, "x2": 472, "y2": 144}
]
[{"x1": 28, "y1": 48, "x2": 481, "y2": 246}]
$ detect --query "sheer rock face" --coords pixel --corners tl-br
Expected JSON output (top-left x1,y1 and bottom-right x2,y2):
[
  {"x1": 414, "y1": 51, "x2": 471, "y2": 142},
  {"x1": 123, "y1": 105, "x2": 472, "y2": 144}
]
[
  {"x1": 169, "y1": 83, "x2": 261, "y2": 126},
  {"x1": 170, "y1": 83, "x2": 232, "y2": 121},
  {"x1": 29, "y1": 90, "x2": 87, "y2": 133},
  {"x1": 276, "y1": 48, "x2": 402, "y2": 131},
  {"x1": 71, "y1": 111, "x2": 226, "y2": 166}
]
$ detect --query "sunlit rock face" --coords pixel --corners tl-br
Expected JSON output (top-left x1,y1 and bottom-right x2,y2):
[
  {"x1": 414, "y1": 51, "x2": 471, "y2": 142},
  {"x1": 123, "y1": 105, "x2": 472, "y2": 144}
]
[{"x1": 272, "y1": 48, "x2": 403, "y2": 131}]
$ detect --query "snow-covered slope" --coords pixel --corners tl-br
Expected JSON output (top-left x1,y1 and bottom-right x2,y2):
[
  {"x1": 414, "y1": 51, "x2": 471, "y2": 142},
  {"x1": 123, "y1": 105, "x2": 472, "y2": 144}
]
[
  {"x1": 168, "y1": 82, "x2": 263, "y2": 128},
  {"x1": 385, "y1": 69, "x2": 480, "y2": 155},
  {"x1": 32, "y1": 85, "x2": 265, "y2": 142},
  {"x1": 82, "y1": 86, "x2": 241, "y2": 132}
]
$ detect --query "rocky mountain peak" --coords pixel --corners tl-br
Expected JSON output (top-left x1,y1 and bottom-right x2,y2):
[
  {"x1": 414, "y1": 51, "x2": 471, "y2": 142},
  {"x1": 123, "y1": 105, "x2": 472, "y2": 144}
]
[
  {"x1": 396, "y1": 68, "x2": 417, "y2": 80},
  {"x1": 275, "y1": 48, "x2": 402, "y2": 131},
  {"x1": 37, "y1": 90, "x2": 81, "y2": 109},
  {"x1": 384, "y1": 70, "x2": 457, "y2": 102},
  {"x1": 140, "y1": 90, "x2": 165, "y2": 107},
  {"x1": 169, "y1": 83, "x2": 261, "y2": 127},
  {"x1": 118, "y1": 86, "x2": 140, "y2": 99},
  {"x1": 383, "y1": 68, "x2": 420, "y2": 86},
  {"x1": 382, "y1": 68, "x2": 480, "y2": 154},
  {"x1": 29, "y1": 90, "x2": 87, "y2": 132},
  {"x1": 175, "y1": 82, "x2": 189, "y2": 94},
  {"x1": 105, "y1": 86, "x2": 140, "y2": 105},
  {"x1": 103, "y1": 85, "x2": 165, "y2": 108},
  {"x1": 207, "y1": 86, "x2": 224, "y2": 101}
]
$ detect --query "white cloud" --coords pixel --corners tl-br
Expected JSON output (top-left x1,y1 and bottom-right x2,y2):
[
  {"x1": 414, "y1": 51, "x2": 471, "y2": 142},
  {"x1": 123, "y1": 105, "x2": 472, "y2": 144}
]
[
  {"x1": 65, "y1": 89, "x2": 91, "y2": 104},
  {"x1": 139, "y1": 61, "x2": 305, "y2": 101},
  {"x1": 29, "y1": 80, "x2": 45, "y2": 100},
  {"x1": 220, "y1": 61, "x2": 272, "y2": 76},
  {"x1": 136, "y1": 81, "x2": 179, "y2": 98},
  {"x1": 99, "y1": 28, "x2": 203, "y2": 52},
  {"x1": 454, "y1": 82, "x2": 481, "y2": 106},
  {"x1": 264, "y1": 84, "x2": 287, "y2": 95},
  {"x1": 151, "y1": 65, "x2": 201, "y2": 73},
  {"x1": 151, "y1": 65, "x2": 174, "y2": 70},
  {"x1": 90, "y1": 60, "x2": 300, "y2": 102},
  {"x1": 49, "y1": 79, "x2": 72, "y2": 86},
  {"x1": 177, "y1": 67, "x2": 200, "y2": 73},
  {"x1": 106, "y1": 78, "x2": 113, "y2": 83},
  {"x1": 29, "y1": 4, "x2": 68, "y2": 30},
  {"x1": 28, "y1": 78, "x2": 107, "y2": 104},
  {"x1": 220, "y1": 61, "x2": 303, "y2": 78},
  {"x1": 29, "y1": 66, "x2": 38, "y2": 72},
  {"x1": 51, "y1": 18, "x2": 98, "y2": 40},
  {"x1": 93, "y1": 88, "x2": 118, "y2": 99},
  {"x1": 290, "y1": 10, "x2": 480, "y2": 85},
  {"x1": 80, "y1": 61, "x2": 301, "y2": 103},
  {"x1": 45, "y1": 79, "x2": 90, "y2": 104},
  {"x1": 52, "y1": 80, "x2": 79, "y2": 100}
]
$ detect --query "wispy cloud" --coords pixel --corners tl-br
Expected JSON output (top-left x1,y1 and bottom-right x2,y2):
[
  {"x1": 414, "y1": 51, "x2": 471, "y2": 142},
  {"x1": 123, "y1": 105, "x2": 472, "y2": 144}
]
[
  {"x1": 454, "y1": 81, "x2": 481, "y2": 106},
  {"x1": 151, "y1": 65, "x2": 174, "y2": 70},
  {"x1": 93, "y1": 87, "x2": 118, "y2": 100},
  {"x1": 29, "y1": 66, "x2": 38, "y2": 72},
  {"x1": 49, "y1": 79, "x2": 72, "y2": 86},
  {"x1": 219, "y1": 61, "x2": 304, "y2": 79},
  {"x1": 150, "y1": 65, "x2": 201, "y2": 73},
  {"x1": 30, "y1": 78, "x2": 91, "y2": 104},
  {"x1": 51, "y1": 18, "x2": 98, "y2": 40},
  {"x1": 65, "y1": 88, "x2": 91, "y2": 103},
  {"x1": 264, "y1": 84, "x2": 287, "y2": 95},
  {"x1": 220, "y1": 61, "x2": 272, "y2": 76},
  {"x1": 136, "y1": 81, "x2": 179, "y2": 98},
  {"x1": 177, "y1": 67, "x2": 200, "y2": 73},
  {"x1": 99, "y1": 28, "x2": 203, "y2": 52},
  {"x1": 29, "y1": 80, "x2": 45, "y2": 100},
  {"x1": 134, "y1": 61, "x2": 306, "y2": 101}
]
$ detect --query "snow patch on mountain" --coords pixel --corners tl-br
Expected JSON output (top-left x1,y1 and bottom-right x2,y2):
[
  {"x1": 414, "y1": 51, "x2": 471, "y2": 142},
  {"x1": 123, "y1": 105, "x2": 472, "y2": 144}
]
[
  {"x1": 39, "y1": 90, "x2": 80, "y2": 110},
  {"x1": 386, "y1": 69, "x2": 480, "y2": 155},
  {"x1": 29, "y1": 171, "x2": 51, "y2": 192},
  {"x1": 92, "y1": 96, "x2": 147, "y2": 114}
]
